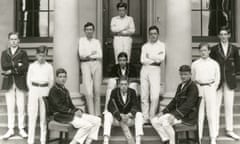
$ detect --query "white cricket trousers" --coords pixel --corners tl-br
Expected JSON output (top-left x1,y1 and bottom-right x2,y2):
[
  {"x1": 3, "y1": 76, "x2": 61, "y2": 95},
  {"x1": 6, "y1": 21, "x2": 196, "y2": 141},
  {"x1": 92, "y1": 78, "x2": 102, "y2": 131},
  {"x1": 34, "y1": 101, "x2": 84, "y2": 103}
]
[
  {"x1": 81, "y1": 61, "x2": 102, "y2": 116},
  {"x1": 28, "y1": 86, "x2": 50, "y2": 144},
  {"x1": 151, "y1": 114, "x2": 181, "y2": 144},
  {"x1": 197, "y1": 85, "x2": 217, "y2": 140},
  {"x1": 216, "y1": 82, "x2": 235, "y2": 135},
  {"x1": 103, "y1": 111, "x2": 144, "y2": 137},
  {"x1": 140, "y1": 65, "x2": 161, "y2": 120},
  {"x1": 113, "y1": 36, "x2": 132, "y2": 63},
  {"x1": 70, "y1": 114, "x2": 101, "y2": 144},
  {"x1": 104, "y1": 78, "x2": 138, "y2": 110},
  {"x1": 5, "y1": 83, "x2": 26, "y2": 129}
]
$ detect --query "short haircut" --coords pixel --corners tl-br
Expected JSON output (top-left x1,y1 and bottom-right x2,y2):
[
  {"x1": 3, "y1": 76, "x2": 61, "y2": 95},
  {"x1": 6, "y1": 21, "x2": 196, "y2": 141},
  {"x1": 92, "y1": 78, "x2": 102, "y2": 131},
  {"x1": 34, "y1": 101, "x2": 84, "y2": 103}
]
[
  {"x1": 219, "y1": 26, "x2": 230, "y2": 34},
  {"x1": 84, "y1": 22, "x2": 95, "y2": 30},
  {"x1": 8, "y1": 32, "x2": 19, "y2": 39},
  {"x1": 117, "y1": 2, "x2": 127, "y2": 9},
  {"x1": 149, "y1": 25, "x2": 159, "y2": 34},
  {"x1": 117, "y1": 52, "x2": 128, "y2": 60},
  {"x1": 117, "y1": 76, "x2": 129, "y2": 84},
  {"x1": 36, "y1": 45, "x2": 48, "y2": 54},
  {"x1": 179, "y1": 65, "x2": 191, "y2": 72},
  {"x1": 198, "y1": 43, "x2": 210, "y2": 50},
  {"x1": 56, "y1": 68, "x2": 67, "y2": 76}
]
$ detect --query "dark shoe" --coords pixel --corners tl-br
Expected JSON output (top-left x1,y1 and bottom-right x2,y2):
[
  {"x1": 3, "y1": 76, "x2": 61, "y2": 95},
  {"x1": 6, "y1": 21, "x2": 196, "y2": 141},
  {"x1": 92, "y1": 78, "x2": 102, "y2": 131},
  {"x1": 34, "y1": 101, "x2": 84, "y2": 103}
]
[{"x1": 163, "y1": 140, "x2": 169, "y2": 144}]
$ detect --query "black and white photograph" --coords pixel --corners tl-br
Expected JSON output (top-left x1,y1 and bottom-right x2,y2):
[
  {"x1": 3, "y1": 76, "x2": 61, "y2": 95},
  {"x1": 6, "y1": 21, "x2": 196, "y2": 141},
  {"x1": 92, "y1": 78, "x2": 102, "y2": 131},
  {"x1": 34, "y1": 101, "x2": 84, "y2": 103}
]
[{"x1": 0, "y1": 0, "x2": 240, "y2": 144}]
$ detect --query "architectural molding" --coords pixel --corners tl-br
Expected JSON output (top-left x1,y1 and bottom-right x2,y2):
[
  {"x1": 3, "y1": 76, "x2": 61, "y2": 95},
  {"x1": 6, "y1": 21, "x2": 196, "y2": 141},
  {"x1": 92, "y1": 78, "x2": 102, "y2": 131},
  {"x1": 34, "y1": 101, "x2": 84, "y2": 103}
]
[{"x1": 96, "y1": 0, "x2": 103, "y2": 42}]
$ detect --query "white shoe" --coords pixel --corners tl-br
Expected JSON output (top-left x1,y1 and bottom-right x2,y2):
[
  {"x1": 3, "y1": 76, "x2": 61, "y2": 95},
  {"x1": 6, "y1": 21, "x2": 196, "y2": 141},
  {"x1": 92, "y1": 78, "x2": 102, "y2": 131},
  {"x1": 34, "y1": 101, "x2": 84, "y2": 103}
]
[
  {"x1": 19, "y1": 129, "x2": 28, "y2": 138},
  {"x1": 226, "y1": 131, "x2": 240, "y2": 140},
  {"x1": 2, "y1": 129, "x2": 14, "y2": 140}
]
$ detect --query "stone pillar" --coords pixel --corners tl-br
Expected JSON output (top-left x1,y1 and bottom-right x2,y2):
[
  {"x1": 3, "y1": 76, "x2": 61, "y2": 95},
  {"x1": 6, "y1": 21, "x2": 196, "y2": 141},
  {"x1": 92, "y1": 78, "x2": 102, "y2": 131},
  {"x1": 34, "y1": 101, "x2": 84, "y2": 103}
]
[
  {"x1": 54, "y1": 0, "x2": 80, "y2": 97},
  {"x1": 236, "y1": 0, "x2": 240, "y2": 45},
  {"x1": 165, "y1": 0, "x2": 192, "y2": 97}
]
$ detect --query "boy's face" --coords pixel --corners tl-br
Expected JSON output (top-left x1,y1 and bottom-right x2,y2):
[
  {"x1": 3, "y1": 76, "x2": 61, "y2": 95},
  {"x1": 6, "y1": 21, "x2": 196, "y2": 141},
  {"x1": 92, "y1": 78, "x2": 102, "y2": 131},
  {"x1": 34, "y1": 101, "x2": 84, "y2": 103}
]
[
  {"x1": 199, "y1": 45, "x2": 210, "y2": 59},
  {"x1": 218, "y1": 30, "x2": 230, "y2": 43},
  {"x1": 149, "y1": 29, "x2": 159, "y2": 43},
  {"x1": 9, "y1": 34, "x2": 20, "y2": 48},
  {"x1": 118, "y1": 7, "x2": 127, "y2": 17},
  {"x1": 119, "y1": 80, "x2": 128, "y2": 93},
  {"x1": 118, "y1": 56, "x2": 128, "y2": 67},
  {"x1": 36, "y1": 52, "x2": 46, "y2": 64},
  {"x1": 179, "y1": 71, "x2": 191, "y2": 83},
  {"x1": 56, "y1": 73, "x2": 67, "y2": 86},
  {"x1": 84, "y1": 26, "x2": 94, "y2": 39}
]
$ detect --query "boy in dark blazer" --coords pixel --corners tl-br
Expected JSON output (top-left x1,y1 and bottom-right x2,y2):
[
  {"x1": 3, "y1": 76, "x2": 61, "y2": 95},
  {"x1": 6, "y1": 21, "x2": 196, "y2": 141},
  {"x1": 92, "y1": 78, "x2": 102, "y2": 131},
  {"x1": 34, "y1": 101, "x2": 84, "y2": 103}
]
[
  {"x1": 210, "y1": 26, "x2": 240, "y2": 140},
  {"x1": 0, "y1": 32, "x2": 28, "y2": 139},
  {"x1": 104, "y1": 52, "x2": 139, "y2": 111},
  {"x1": 151, "y1": 65, "x2": 199, "y2": 144},
  {"x1": 48, "y1": 68, "x2": 101, "y2": 144},
  {"x1": 103, "y1": 76, "x2": 143, "y2": 144}
]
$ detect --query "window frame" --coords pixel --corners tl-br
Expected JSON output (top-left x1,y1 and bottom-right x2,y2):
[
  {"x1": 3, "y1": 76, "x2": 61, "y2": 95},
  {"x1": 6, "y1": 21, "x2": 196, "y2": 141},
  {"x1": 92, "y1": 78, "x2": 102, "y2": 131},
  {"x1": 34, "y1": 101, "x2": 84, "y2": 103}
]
[
  {"x1": 191, "y1": 0, "x2": 236, "y2": 42},
  {"x1": 14, "y1": 0, "x2": 54, "y2": 43}
]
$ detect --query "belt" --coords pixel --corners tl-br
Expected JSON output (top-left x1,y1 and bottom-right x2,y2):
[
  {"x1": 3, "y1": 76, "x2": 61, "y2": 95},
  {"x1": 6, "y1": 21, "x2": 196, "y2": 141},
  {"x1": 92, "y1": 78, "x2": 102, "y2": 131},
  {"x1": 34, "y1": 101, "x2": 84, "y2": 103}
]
[
  {"x1": 32, "y1": 82, "x2": 49, "y2": 87},
  {"x1": 114, "y1": 33, "x2": 132, "y2": 37},
  {"x1": 197, "y1": 81, "x2": 214, "y2": 86},
  {"x1": 150, "y1": 62, "x2": 161, "y2": 66},
  {"x1": 80, "y1": 58, "x2": 97, "y2": 62}
]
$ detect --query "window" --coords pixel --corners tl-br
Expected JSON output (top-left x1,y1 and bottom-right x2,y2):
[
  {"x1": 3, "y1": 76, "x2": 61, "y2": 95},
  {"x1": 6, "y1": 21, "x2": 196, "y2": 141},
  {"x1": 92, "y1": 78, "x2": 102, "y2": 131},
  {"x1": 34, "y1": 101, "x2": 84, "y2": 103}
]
[
  {"x1": 15, "y1": 0, "x2": 54, "y2": 42},
  {"x1": 191, "y1": 0, "x2": 235, "y2": 42}
]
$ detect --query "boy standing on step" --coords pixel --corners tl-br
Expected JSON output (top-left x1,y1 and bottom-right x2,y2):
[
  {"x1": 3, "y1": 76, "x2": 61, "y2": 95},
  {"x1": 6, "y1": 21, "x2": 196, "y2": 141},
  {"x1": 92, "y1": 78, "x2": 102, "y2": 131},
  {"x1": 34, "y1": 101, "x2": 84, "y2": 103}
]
[
  {"x1": 210, "y1": 26, "x2": 240, "y2": 140},
  {"x1": 140, "y1": 25, "x2": 165, "y2": 123},
  {"x1": 1, "y1": 32, "x2": 28, "y2": 139},
  {"x1": 192, "y1": 43, "x2": 220, "y2": 144},
  {"x1": 27, "y1": 46, "x2": 54, "y2": 144},
  {"x1": 79, "y1": 22, "x2": 102, "y2": 116}
]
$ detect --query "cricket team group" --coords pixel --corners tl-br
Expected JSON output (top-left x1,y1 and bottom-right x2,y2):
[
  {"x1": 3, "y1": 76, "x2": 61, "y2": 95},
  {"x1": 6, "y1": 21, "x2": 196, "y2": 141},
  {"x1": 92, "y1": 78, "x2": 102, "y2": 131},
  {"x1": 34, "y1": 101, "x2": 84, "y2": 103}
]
[{"x1": 1, "y1": 2, "x2": 240, "y2": 144}]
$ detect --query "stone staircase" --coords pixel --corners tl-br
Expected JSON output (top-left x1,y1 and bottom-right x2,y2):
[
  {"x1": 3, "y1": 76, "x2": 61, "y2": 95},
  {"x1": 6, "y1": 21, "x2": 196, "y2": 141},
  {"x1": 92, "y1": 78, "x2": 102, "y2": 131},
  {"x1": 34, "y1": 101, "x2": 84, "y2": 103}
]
[{"x1": 1, "y1": 81, "x2": 240, "y2": 144}]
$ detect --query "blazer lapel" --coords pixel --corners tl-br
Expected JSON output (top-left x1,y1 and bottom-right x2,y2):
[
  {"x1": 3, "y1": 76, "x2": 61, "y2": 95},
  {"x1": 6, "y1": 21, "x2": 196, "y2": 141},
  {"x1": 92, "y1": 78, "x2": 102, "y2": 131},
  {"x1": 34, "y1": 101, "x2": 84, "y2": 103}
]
[
  {"x1": 125, "y1": 64, "x2": 130, "y2": 76},
  {"x1": 6, "y1": 48, "x2": 12, "y2": 57},
  {"x1": 177, "y1": 80, "x2": 192, "y2": 96},
  {"x1": 117, "y1": 89, "x2": 125, "y2": 106},
  {"x1": 117, "y1": 65, "x2": 122, "y2": 77},
  {"x1": 12, "y1": 47, "x2": 21, "y2": 59},
  {"x1": 218, "y1": 43, "x2": 226, "y2": 59},
  {"x1": 226, "y1": 44, "x2": 232, "y2": 59},
  {"x1": 124, "y1": 89, "x2": 131, "y2": 108}
]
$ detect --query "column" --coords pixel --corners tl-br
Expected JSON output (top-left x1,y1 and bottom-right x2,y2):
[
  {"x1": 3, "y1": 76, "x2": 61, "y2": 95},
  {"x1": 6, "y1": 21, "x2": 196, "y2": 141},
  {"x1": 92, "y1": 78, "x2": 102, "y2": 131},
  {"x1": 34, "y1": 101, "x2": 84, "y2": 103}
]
[
  {"x1": 236, "y1": 0, "x2": 240, "y2": 44},
  {"x1": 54, "y1": 0, "x2": 81, "y2": 98},
  {"x1": 165, "y1": 0, "x2": 192, "y2": 97}
]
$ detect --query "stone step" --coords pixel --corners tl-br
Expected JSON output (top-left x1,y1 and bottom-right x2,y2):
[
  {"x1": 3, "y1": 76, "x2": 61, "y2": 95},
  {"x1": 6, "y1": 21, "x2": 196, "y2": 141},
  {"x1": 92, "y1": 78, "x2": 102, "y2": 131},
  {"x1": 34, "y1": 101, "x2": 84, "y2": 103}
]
[
  {"x1": 1, "y1": 137, "x2": 240, "y2": 144},
  {"x1": 2, "y1": 88, "x2": 240, "y2": 102},
  {"x1": 160, "y1": 93, "x2": 240, "y2": 106},
  {"x1": 203, "y1": 125, "x2": 240, "y2": 137},
  {"x1": 0, "y1": 92, "x2": 84, "y2": 105},
  {"x1": 0, "y1": 121, "x2": 240, "y2": 138},
  {"x1": 0, "y1": 100, "x2": 239, "y2": 116},
  {"x1": 202, "y1": 137, "x2": 240, "y2": 144},
  {"x1": 1, "y1": 134, "x2": 240, "y2": 144},
  {"x1": 1, "y1": 113, "x2": 240, "y2": 126},
  {"x1": 0, "y1": 136, "x2": 162, "y2": 144}
]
